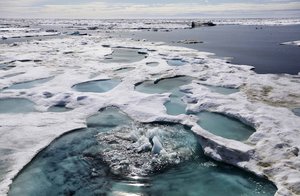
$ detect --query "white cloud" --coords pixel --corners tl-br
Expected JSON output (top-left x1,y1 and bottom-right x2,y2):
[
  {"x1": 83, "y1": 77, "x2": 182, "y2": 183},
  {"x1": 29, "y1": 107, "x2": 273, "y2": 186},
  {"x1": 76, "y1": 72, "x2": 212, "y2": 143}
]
[
  {"x1": 1, "y1": 1, "x2": 300, "y2": 18},
  {"x1": 0, "y1": 0, "x2": 41, "y2": 7}
]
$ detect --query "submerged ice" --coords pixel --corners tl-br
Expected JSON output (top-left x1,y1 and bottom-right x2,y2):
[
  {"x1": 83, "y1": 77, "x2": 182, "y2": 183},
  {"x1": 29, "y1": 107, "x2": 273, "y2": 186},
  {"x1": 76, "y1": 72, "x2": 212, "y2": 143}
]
[
  {"x1": 102, "y1": 48, "x2": 147, "y2": 64},
  {"x1": 2, "y1": 77, "x2": 53, "y2": 90},
  {"x1": 195, "y1": 111, "x2": 255, "y2": 141},
  {"x1": 135, "y1": 76, "x2": 193, "y2": 94},
  {"x1": 8, "y1": 108, "x2": 277, "y2": 196},
  {"x1": 135, "y1": 76, "x2": 193, "y2": 115},
  {"x1": 97, "y1": 123, "x2": 198, "y2": 176},
  {"x1": 73, "y1": 79, "x2": 121, "y2": 93}
]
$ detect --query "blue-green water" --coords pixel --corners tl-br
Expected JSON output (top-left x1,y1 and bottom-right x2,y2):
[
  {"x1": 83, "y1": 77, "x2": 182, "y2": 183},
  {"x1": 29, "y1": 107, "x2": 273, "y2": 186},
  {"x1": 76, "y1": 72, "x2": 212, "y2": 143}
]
[
  {"x1": 135, "y1": 76, "x2": 193, "y2": 115},
  {"x1": 135, "y1": 76, "x2": 193, "y2": 94},
  {"x1": 86, "y1": 107, "x2": 132, "y2": 128},
  {"x1": 167, "y1": 59, "x2": 187, "y2": 66},
  {"x1": 8, "y1": 108, "x2": 276, "y2": 196},
  {"x1": 73, "y1": 79, "x2": 121, "y2": 93},
  {"x1": 204, "y1": 85, "x2": 239, "y2": 95},
  {"x1": 196, "y1": 112, "x2": 255, "y2": 141},
  {"x1": 0, "y1": 98, "x2": 36, "y2": 113},
  {"x1": 103, "y1": 48, "x2": 147, "y2": 63},
  {"x1": 164, "y1": 91, "x2": 186, "y2": 115},
  {"x1": 136, "y1": 76, "x2": 240, "y2": 115},
  {"x1": 3, "y1": 77, "x2": 53, "y2": 90}
]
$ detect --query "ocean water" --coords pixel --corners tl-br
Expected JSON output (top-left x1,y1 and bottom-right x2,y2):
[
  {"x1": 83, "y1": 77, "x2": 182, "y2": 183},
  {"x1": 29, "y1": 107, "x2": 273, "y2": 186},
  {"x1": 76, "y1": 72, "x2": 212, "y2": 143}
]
[{"x1": 126, "y1": 25, "x2": 300, "y2": 74}]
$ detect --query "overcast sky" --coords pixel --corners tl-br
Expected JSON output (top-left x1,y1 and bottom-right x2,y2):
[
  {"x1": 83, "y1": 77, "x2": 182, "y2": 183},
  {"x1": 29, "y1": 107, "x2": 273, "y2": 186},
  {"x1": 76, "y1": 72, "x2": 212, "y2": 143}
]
[{"x1": 1, "y1": 0, "x2": 300, "y2": 18}]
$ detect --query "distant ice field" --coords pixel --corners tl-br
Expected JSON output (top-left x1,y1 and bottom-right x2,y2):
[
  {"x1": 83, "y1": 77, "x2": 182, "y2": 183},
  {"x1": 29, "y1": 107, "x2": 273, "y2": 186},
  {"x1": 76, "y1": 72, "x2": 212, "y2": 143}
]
[{"x1": 2, "y1": 18, "x2": 299, "y2": 74}]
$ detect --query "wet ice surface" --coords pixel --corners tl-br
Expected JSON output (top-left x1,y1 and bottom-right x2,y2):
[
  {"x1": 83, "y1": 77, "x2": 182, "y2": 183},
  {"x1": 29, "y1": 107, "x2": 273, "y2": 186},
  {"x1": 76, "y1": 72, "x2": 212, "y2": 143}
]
[
  {"x1": 0, "y1": 72, "x2": 25, "y2": 79},
  {"x1": 146, "y1": 62, "x2": 159, "y2": 67},
  {"x1": 196, "y1": 112, "x2": 255, "y2": 141},
  {"x1": 102, "y1": 48, "x2": 147, "y2": 64},
  {"x1": 86, "y1": 107, "x2": 131, "y2": 128},
  {"x1": 203, "y1": 85, "x2": 239, "y2": 95},
  {"x1": 73, "y1": 79, "x2": 121, "y2": 93},
  {"x1": 113, "y1": 67, "x2": 135, "y2": 74},
  {"x1": 135, "y1": 76, "x2": 193, "y2": 94},
  {"x1": 3, "y1": 77, "x2": 53, "y2": 90},
  {"x1": 167, "y1": 59, "x2": 187, "y2": 66},
  {"x1": 1, "y1": 19, "x2": 300, "y2": 196},
  {"x1": 164, "y1": 91, "x2": 187, "y2": 115},
  {"x1": 0, "y1": 64, "x2": 15, "y2": 71},
  {"x1": 135, "y1": 76, "x2": 194, "y2": 115},
  {"x1": 0, "y1": 98, "x2": 36, "y2": 114},
  {"x1": 47, "y1": 105, "x2": 73, "y2": 113},
  {"x1": 8, "y1": 108, "x2": 276, "y2": 196}
]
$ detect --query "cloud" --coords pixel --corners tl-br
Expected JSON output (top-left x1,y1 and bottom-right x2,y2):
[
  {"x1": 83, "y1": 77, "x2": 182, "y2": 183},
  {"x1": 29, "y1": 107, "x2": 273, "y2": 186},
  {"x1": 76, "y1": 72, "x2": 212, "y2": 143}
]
[
  {"x1": 1, "y1": 1, "x2": 300, "y2": 18},
  {"x1": 0, "y1": 0, "x2": 41, "y2": 7}
]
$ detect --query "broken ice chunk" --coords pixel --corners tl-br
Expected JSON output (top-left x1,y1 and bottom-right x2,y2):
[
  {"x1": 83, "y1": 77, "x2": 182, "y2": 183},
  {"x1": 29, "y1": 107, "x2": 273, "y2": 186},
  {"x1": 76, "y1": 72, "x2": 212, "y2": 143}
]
[
  {"x1": 152, "y1": 136, "x2": 165, "y2": 155},
  {"x1": 137, "y1": 49, "x2": 148, "y2": 54},
  {"x1": 146, "y1": 127, "x2": 163, "y2": 140},
  {"x1": 133, "y1": 136, "x2": 152, "y2": 153}
]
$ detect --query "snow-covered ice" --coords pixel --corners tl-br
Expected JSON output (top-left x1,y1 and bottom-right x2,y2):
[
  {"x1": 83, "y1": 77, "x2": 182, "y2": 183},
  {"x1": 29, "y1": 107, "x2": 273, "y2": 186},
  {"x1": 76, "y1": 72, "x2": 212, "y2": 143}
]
[
  {"x1": 0, "y1": 20, "x2": 300, "y2": 196},
  {"x1": 212, "y1": 18, "x2": 300, "y2": 26},
  {"x1": 0, "y1": 27, "x2": 60, "y2": 39},
  {"x1": 97, "y1": 123, "x2": 196, "y2": 176},
  {"x1": 281, "y1": 40, "x2": 300, "y2": 47},
  {"x1": 1, "y1": 18, "x2": 300, "y2": 37}
]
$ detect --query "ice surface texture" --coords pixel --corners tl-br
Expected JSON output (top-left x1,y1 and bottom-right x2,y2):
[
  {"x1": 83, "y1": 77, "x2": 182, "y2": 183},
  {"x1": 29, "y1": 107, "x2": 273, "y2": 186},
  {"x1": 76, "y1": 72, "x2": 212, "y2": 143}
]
[{"x1": 0, "y1": 21, "x2": 299, "y2": 196}]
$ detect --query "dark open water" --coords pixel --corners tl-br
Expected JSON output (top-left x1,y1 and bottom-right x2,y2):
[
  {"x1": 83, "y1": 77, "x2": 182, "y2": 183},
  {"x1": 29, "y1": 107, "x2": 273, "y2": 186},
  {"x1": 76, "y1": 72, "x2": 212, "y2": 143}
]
[{"x1": 124, "y1": 25, "x2": 300, "y2": 74}]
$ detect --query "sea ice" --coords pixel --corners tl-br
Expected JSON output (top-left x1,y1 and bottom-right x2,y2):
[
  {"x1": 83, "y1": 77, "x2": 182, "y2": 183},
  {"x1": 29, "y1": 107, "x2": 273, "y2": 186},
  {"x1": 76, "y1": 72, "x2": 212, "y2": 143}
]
[
  {"x1": 0, "y1": 27, "x2": 60, "y2": 39},
  {"x1": 0, "y1": 21, "x2": 299, "y2": 196},
  {"x1": 281, "y1": 40, "x2": 300, "y2": 47},
  {"x1": 97, "y1": 123, "x2": 198, "y2": 176},
  {"x1": 151, "y1": 136, "x2": 165, "y2": 155}
]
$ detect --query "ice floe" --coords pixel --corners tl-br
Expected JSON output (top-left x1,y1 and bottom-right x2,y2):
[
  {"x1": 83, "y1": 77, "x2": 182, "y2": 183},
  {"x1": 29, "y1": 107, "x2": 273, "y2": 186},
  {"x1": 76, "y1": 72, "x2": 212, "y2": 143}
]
[
  {"x1": 212, "y1": 18, "x2": 300, "y2": 26},
  {"x1": 97, "y1": 123, "x2": 197, "y2": 176},
  {"x1": 281, "y1": 40, "x2": 300, "y2": 47},
  {"x1": 0, "y1": 27, "x2": 60, "y2": 39},
  {"x1": 1, "y1": 18, "x2": 300, "y2": 40}
]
